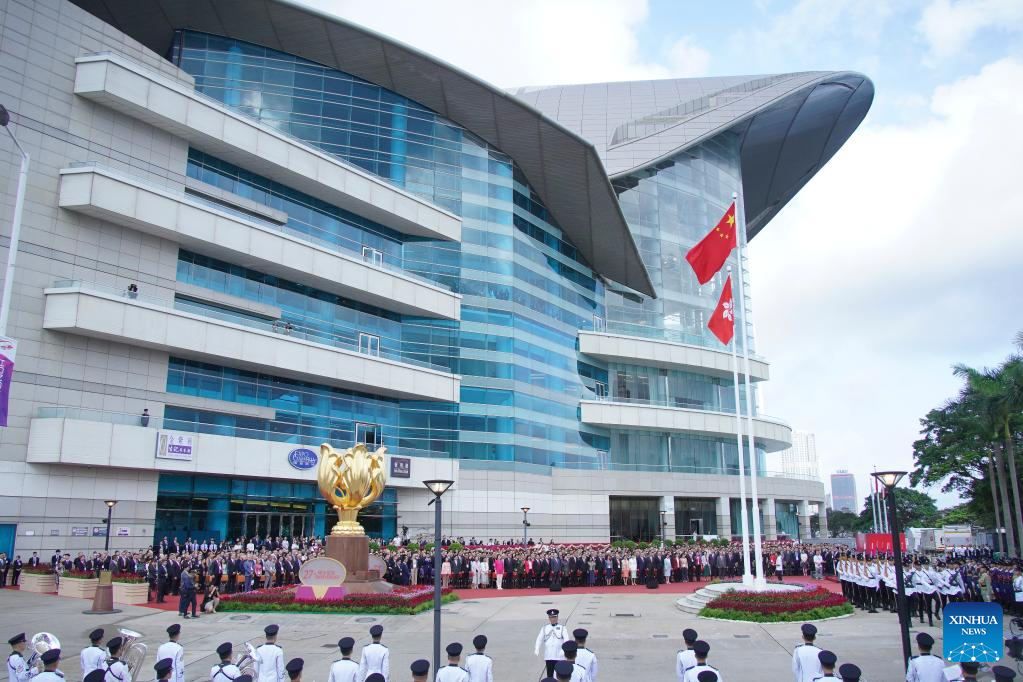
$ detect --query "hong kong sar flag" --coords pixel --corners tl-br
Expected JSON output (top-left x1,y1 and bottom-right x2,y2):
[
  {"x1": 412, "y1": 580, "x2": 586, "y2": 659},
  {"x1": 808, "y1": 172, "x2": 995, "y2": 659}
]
[
  {"x1": 708, "y1": 276, "x2": 735, "y2": 345},
  {"x1": 685, "y1": 202, "x2": 737, "y2": 284}
]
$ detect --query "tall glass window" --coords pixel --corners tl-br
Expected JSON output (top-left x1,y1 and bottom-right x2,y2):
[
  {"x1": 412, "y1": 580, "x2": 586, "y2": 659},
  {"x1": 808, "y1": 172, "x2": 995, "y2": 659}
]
[
  {"x1": 674, "y1": 497, "x2": 718, "y2": 537},
  {"x1": 609, "y1": 496, "x2": 660, "y2": 542}
]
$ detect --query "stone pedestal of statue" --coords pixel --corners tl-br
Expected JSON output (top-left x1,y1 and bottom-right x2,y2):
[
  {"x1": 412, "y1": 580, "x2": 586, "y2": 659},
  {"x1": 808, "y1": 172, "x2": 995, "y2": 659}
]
[{"x1": 326, "y1": 535, "x2": 392, "y2": 594}]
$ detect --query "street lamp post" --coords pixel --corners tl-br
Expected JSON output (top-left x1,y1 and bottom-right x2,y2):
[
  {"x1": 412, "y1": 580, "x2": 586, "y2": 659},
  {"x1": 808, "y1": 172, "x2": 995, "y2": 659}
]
[
  {"x1": 659, "y1": 510, "x2": 667, "y2": 544},
  {"x1": 521, "y1": 507, "x2": 530, "y2": 546},
  {"x1": 103, "y1": 500, "x2": 118, "y2": 552},
  {"x1": 873, "y1": 471, "x2": 911, "y2": 670},
  {"x1": 424, "y1": 480, "x2": 453, "y2": 678},
  {"x1": 0, "y1": 104, "x2": 29, "y2": 337}
]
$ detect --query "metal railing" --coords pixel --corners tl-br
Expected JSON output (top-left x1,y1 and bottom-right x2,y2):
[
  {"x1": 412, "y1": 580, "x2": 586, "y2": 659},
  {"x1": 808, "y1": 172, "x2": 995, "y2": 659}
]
[
  {"x1": 64, "y1": 161, "x2": 450, "y2": 292},
  {"x1": 600, "y1": 321, "x2": 766, "y2": 362},
  {"x1": 47, "y1": 279, "x2": 451, "y2": 372},
  {"x1": 581, "y1": 395, "x2": 790, "y2": 428}
]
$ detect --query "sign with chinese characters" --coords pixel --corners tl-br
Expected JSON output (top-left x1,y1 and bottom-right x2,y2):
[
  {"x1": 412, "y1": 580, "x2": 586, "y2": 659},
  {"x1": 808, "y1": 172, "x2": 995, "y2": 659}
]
[
  {"x1": 116, "y1": 527, "x2": 130, "y2": 537},
  {"x1": 156, "y1": 432, "x2": 195, "y2": 461},
  {"x1": 92, "y1": 526, "x2": 107, "y2": 537},
  {"x1": 49, "y1": 529, "x2": 59, "y2": 536},
  {"x1": 390, "y1": 456, "x2": 411, "y2": 479},
  {"x1": 287, "y1": 447, "x2": 318, "y2": 470},
  {"x1": 71, "y1": 527, "x2": 87, "y2": 537}
]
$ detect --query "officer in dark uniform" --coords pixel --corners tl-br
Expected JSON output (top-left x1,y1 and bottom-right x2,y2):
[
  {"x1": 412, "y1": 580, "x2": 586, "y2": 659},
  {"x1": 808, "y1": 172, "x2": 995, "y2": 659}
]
[
  {"x1": 410, "y1": 660, "x2": 430, "y2": 682},
  {"x1": 812, "y1": 651, "x2": 838, "y2": 679}
]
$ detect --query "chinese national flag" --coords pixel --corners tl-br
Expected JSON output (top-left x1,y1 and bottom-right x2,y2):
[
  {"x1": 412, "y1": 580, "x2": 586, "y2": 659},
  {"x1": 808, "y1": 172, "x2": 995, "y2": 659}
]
[
  {"x1": 685, "y1": 202, "x2": 737, "y2": 284},
  {"x1": 708, "y1": 275, "x2": 735, "y2": 345}
]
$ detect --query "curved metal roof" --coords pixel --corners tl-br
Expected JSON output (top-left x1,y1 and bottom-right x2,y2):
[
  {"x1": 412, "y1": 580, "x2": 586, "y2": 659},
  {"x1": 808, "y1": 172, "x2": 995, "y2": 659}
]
[
  {"x1": 512, "y1": 71, "x2": 874, "y2": 238},
  {"x1": 68, "y1": 0, "x2": 657, "y2": 296},
  {"x1": 71, "y1": 0, "x2": 872, "y2": 296}
]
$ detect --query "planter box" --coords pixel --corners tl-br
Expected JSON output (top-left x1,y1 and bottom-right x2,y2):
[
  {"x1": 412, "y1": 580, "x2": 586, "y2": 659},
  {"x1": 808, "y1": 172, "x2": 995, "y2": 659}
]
[
  {"x1": 58, "y1": 576, "x2": 99, "y2": 599},
  {"x1": 113, "y1": 582, "x2": 150, "y2": 605},
  {"x1": 19, "y1": 573, "x2": 56, "y2": 593}
]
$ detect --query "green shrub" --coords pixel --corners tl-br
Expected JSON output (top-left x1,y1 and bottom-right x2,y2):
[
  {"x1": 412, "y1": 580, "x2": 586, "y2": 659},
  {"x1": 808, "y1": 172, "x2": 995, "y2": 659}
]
[
  {"x1": 448, "y1": 542, "x2": 464, "y2": 552},
  {"x1": 698, "y1": 604, "x2": 853, "y2": 623},
  {"x1": 368, "y1": 541, "x2": 380, "y2": 551}
]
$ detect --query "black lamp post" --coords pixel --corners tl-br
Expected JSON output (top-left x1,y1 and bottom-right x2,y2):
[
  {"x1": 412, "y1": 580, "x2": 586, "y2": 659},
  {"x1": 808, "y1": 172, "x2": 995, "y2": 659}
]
[
  {"x1": 103, "y1": 500, "x2": 117, "y2": 551},
  {"x1": 872, "y1": 471, "x2": 911, "y2": 670},
  {"x1": 424, "y1": 479, "x2": 453, "y2": 678},
  {"x1": 660, "y1": 510, "x2": 667, "y2": 543},
  {"x1": 521, "y1": 507, "x2": 530, "y2": 546}
]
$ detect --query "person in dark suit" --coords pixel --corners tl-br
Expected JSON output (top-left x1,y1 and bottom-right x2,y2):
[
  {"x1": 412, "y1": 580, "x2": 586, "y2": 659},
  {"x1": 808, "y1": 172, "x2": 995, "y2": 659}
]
[
  {"x1": 226, "y1": 555, "x2": 237, "y2": 594},
  {"x1": 157, "y1": 559, "x2": 169, "y2": 603}
]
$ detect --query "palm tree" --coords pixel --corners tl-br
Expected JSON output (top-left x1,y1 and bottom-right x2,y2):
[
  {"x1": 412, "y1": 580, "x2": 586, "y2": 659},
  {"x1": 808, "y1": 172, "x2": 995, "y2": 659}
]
[
  {"x1": 954, "y1": 364, "x2": 1019, "y2": 556},
  {"x1": 993, "y1": 357, "x2": 1023, "y2": 551}
]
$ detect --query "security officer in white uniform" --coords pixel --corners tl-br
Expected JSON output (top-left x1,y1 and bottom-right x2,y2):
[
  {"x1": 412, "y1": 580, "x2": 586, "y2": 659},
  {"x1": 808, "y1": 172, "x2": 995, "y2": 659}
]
[
  {"x1": 464, "y1": 635, "x2": 492, "y2": 682},
  {"x1": 85, "y1": 669, "x2": 107, "y2": 682},
  {"x1": 559, "y1": 643, "x2": 587, "y2": 682},
  {"x1": 211, "y1": 642, "x2": 241, "y2": 682},
  {"x1": 811, "y1": 650, "x2": 838, "y2": 680},
  {"x1": 791, "y1": 624, "x2": 822, "y2": 682},
  {"x1": 254, "y1": 625, "x2": 284, "y2": 682},
  {"x1": 534, "y1": 609, "x2": 569, "y2": 678},
  {"x1": 81, "y1": 629, "x2": 106, "y2": 678},
  {"x1": 155, "y1": 658, "x2": 173, "y2": 682},
  {"x1": 435, "y1": 643, "x2": 469, "y2": 682},
  {"x1": 683, "y1": 641, "x2": 721, "y2": 682},
  {"x1": 358, "y1": 626, "x2": 388, "y2": 681},
  {"x1": 326, "y1": 638, "x2": 359, "y2": 682},
  {"x1": 8, "y1": 633, "x2": 39, "y2": 682},
  {"x1": 34, "y1": 649, "x2": 63, "y2": 682},
  {"x1": 906, "y1": 633, "x2": 946, "y2": 682},
  {"x1": 103, "y1": 637, "x2": 132, "y2": 682},
  {"x1": 285, "y1": 659, "x2": 303, "y2": 682},
  {"x1": 572, "y1": 629, "x2": 597, "y2": 682},
  {"x1": 676, "y1": 628, "x2": 698, "y2": 681},
  {"x1": 156, "y1": 625, "x2": 185, "y2": 682}
]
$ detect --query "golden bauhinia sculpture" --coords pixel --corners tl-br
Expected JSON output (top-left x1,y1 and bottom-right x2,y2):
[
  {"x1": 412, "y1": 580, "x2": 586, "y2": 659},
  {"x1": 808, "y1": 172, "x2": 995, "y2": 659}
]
[{"x1": 317, "y1": 442, "x2": 387, "y2": 536}]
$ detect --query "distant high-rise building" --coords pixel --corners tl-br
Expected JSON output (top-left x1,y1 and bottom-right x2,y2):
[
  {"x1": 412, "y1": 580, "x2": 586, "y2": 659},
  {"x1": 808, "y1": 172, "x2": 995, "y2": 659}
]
[
  {"x1": 825, "y1": 493, "x2": 833, "y2": 510},
  {"x1": 831, "y1": 471, "x2": 858, "y2": 512},
  {"x1": 777, "y1": 431, "x2": 821, "y2": 480}
]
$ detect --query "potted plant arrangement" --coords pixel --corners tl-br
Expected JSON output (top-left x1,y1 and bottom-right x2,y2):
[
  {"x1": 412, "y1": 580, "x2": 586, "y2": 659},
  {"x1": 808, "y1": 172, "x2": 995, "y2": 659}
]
[
  {"x1": 112, "y1": 574, "x2": 150, "y2": 604},
  {"x1": 57, "y1": 569, "x2": 99, "y2": 599},
  {"x1": 19, "y1": 565, "x2": 56, "y2": 594}
]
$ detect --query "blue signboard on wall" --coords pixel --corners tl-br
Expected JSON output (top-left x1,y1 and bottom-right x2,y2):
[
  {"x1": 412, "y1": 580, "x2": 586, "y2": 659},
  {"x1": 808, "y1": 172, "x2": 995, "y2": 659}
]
[{"x1": 288, "y1": 448, "x2": 318, "y2": 470}]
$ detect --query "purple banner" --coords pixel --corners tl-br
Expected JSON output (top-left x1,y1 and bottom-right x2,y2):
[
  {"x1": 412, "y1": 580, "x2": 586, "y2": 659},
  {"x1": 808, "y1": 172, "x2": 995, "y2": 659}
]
[{"x1": 0, "y1": 336, "x2": 16, "y2": 428}]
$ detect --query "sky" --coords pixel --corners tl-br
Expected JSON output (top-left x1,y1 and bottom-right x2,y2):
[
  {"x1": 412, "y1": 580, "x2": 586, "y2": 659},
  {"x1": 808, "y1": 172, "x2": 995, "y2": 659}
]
[{"x1": 296, "y1": 0, "x2": 1023, "y2": 511}]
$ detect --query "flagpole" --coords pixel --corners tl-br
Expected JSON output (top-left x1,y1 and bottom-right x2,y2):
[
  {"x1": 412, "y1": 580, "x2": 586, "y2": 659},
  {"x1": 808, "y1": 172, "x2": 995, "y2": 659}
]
[
  {"x1": 726, "y1": 265, "x2": 753, "y2": 586},
  {"x1": 733, "y1": 190, "x2": 765, "y2": 589}
]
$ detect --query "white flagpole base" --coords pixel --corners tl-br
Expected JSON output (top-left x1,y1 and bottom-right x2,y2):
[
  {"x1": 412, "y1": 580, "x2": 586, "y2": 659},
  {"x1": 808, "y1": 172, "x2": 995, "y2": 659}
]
[
  {"x1": 753, "y1": 577, "x2": 768, "y2": 591},
  {"x1": 741, "y1": 573, "x2": 754, "y2": 587}
]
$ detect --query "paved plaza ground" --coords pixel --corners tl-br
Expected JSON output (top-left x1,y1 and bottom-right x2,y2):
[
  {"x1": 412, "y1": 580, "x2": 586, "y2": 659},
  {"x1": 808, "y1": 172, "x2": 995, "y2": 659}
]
[{"x1": 0, "y1": 588, "x2": 1015, "y2": 681}]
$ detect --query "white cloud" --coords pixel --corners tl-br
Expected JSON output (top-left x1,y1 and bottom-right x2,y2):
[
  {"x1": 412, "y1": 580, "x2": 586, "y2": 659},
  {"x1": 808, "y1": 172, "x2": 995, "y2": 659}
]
[
  {"x1": 665, "y1": 35, "x2": 711, "y2": 78},
  {"x1": 918, "y1": 0, "x2": 1023, "y2": 63},
  {"x1": 298, "y1": 0, "x2": 674, "y2": 87},
  {"x1": 752, "y1": 58, "x2": 1023, "y2": 505}
]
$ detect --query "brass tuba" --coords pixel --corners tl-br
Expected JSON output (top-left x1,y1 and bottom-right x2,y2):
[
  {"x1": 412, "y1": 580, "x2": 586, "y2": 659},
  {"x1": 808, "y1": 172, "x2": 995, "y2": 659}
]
[
  {"x1": 28, "y1": 633, "x2": 60, "y2": 671},
  {"x1": 234, "y1": 642, "x2": 259, "y2": 677},
  {"x1": 118, "y1": 629, "x2": 148, "y2": 680}
]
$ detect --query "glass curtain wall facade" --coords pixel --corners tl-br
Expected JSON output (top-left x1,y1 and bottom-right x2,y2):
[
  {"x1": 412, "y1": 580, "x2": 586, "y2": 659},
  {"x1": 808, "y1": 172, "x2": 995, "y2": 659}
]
[{"x1": 674, "y1": 497, "x2": 718, "y2": 536}]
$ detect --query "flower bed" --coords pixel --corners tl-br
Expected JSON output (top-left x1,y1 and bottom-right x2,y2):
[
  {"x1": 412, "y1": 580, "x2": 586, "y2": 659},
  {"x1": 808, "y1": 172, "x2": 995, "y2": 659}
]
[
  {"x1": 218, "y1": 585, "x2": 458, "y2": 615},
  {"x1": 699, "y1": 586, "x2": 853, "y2": 622}
]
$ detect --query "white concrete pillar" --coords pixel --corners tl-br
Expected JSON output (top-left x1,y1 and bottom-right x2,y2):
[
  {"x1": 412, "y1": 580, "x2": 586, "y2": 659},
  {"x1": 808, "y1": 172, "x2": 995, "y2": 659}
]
[
  {"x1": 661, "y1": 496, "x2": 676, "y2": 541},
  {"x1": 764, "y1": 497, "x2": 778, "y2": 541},
  {"x1": 716, "y1": 496, "x2": 732, "y2": 538},
  {"x1": 818, "y1": 501, "x2": 830, "y2": 538},
  {"x1": 798, "y1": 500, "x2": 811, "y2": 541}
]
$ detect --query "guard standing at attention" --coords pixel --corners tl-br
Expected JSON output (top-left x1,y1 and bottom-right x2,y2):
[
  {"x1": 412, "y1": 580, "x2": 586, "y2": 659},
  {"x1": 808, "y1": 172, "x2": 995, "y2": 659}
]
[
  {"x1": 534, "y1": 609, "x2": 569, "y2": 678},
  {"x1": 103, "y1": 637, "x2": 132, "y2": 682},
  {"x1": 255, "y1": 626, "x2": 284, "y2": 682},
  {"x1": 155, "y1": 659, "x2": 173, "y2": 682},
  {"x1": 572, "y1": 629, "x2": 597, "y2": 682},
  {"x1": 906, "y1": 633, "x2": 945, "y2": 682},
  {"x1": 676, "y1": 629, "x2": 698, "y2": 681},
  {"x1": 812, "y1": 651, "x2": 838, "y2": 679},
  {"x1": 410, "y1": 660, "x2": 430, "y2": 682},
  {"x1": 155, "y1": 625, "x2": 184, "y2": 682},
  {"x1": 285, "y1": 659, "x2": 303, "y2": 682},
  {"x1": 211, "y1": 643, "x2": 241, "y2": 682},
  {"x1": 464, "y1": 635, "x2": 492, "y2": 682},
  {"x1": 435, "y1": 643, "x2": 469, "y2": 682},
  {"x1": 326, "y1": 638, "x2": 358, "y2": 682},
  {"x1": 358, "y1": 626, "x2": 388, "y2": 682},
  {"x1": 81, "y1": 629, "x2": 106, "y2": 678},
  {"x1": 792, "y1": 624, "x2": 822, "y2": 682},
  {"x1": 7, "y1": 633, "x2": 38, "y2": 682},
  {"x1": 683, "y1": 641, "x2": 721, "y2": 682},
  {"x1": 35, "y1": 649, "x2": 63, "y2": 682}
]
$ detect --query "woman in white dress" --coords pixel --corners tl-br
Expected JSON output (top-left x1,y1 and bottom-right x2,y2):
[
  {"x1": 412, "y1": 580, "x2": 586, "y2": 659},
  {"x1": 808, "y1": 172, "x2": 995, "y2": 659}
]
[{"x1": 629, "y1": 555, "x2": 638, "y2": 585}]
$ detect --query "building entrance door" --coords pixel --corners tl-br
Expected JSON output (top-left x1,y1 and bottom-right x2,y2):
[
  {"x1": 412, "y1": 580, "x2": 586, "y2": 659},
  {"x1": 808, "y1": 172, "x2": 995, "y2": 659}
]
[{"x1": 0, "y1": 524, "x2": 14, "y2": 557}]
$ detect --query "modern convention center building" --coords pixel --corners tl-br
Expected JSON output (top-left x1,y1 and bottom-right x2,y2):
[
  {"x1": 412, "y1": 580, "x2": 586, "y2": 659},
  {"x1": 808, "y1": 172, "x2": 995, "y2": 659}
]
[{"x1": 0, "y1": 0, "x2": 872, "y2": 555}]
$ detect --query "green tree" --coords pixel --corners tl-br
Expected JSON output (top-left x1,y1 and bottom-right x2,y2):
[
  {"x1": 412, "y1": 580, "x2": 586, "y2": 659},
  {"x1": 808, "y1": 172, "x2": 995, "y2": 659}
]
[
  {"x1": 859, "y1": 489, "x2": 939, "y2": 529},
  {"x1": 825, "y1": 509, "x2": 861, "y2": 536},
  {"x1": 939, "y1": 503, "x2": 980, "y2": 526}
]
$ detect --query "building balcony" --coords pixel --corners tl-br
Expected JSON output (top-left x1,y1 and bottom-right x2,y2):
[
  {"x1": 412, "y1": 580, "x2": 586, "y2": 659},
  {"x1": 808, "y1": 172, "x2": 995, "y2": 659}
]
[
  {"x1": 580, "y1": 330, "x2": 769, "y2": 382},
  {"x1": 579, "y1": 398, "x2": 792, "y2": 452},
  {"x1": 26, "y1": 412, "x2": 458, "y2": 488},
  {"x1": 42, "y1": 282, "x2": 460, "y2": 402},
  {"x1": 58, "y1": 164, "x2": 459, "y2": 320},
  {"x1": 73, "y1": 51, "x2": 460, "y2": 242}
]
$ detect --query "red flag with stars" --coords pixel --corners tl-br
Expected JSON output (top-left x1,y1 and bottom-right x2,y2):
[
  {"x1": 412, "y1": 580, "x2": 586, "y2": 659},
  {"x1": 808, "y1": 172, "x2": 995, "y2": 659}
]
[
  {"x1": 685, "y1": 202, "x2": 737, "y2": 284},
  {"x1": 708, "y1": 275, "x2": 735, "y2": 345}
]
